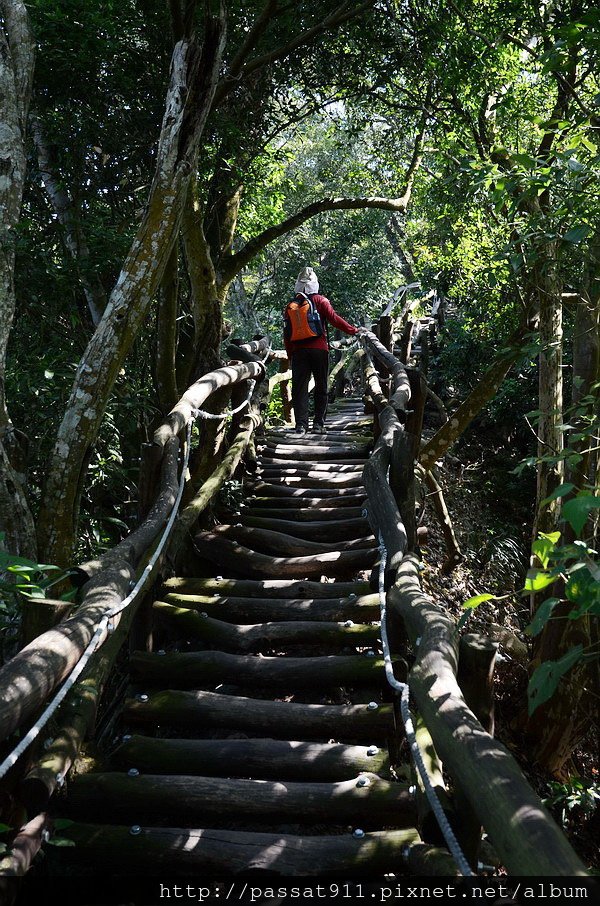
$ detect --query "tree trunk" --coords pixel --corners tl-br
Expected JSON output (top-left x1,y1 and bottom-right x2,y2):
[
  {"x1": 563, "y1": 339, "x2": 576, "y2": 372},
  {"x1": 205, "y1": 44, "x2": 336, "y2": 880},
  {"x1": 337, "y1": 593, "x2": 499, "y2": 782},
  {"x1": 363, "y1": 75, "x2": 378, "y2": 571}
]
[
  {"x1": 525, "y1": 240, "x2": 600, "y2": 775},
  {"x1": 36, "y1": 21, "x2": 227, "y2": 565},
  {"x1": 30, "y1": 115, "x2": 106, "y2": 326},
  {"x1": 0, "y1": 0, "x2": 36, "y2": 557},
  {"x1": 532, "y1": 248, "x2": 564, "y2": 537},
  {"x1": 154, "y1": 242, "x2": 179, "y2": 413},
  {"x1": 179, "y1": 177, "x2": 225, "y2": 382},
  {"x1": 419, "y1": 324, "x2": 527, "y2": 472}
]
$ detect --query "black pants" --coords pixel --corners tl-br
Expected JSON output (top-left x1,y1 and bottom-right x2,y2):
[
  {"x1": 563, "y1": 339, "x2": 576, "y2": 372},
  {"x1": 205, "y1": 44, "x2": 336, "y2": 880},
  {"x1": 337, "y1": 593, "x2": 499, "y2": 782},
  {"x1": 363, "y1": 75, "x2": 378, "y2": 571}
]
[{"x1": 291, "y1": 348, "x2": 329, "y2": 430}]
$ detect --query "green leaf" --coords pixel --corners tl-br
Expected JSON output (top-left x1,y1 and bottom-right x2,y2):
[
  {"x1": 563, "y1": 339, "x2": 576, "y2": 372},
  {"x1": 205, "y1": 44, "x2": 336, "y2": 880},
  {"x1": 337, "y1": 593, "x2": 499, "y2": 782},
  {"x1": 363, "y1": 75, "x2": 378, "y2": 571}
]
[
  {"x1": 52, "y1": 818, "x2": 75, "y2": 831},
  {"x1": 0, "y1": 552, "x2": 38, "y2": 571},
  {"x1": 563, "y1": 224, "x2": 592, "y2": 243},
  {"x1": 524, "y1": 569, "x2": 556, "y2": 592},
  {"x1": 541, "y1": 485, "x2": 574, "y2": 506},
  {"x1": 561, "y1": 496, "x2": 600, "y2": 536},
  {"x1": 0, "y1": 823, "x2": 12, "y2": 834},
  {"x1": 461, "y1": 593, "x2": 495, "y2": 610},
  {"x1": 528, "y1": 645, "x2": 584, "y2": 715},
  {"x1": 526, "y1": 598, "x2": 561, "y2": 637},
  {"x1": 45, "y1": 836, "x2": 76, "y2": 847},
  {"x1": 512, "y1": 152, "x2": 537, "y2": 168},
  {"x1": 532, "y1": 534, "x2": 559, "y2": 568},
  {"x1": 456, "y1": 610, "x2": 472, "y2": 632}
]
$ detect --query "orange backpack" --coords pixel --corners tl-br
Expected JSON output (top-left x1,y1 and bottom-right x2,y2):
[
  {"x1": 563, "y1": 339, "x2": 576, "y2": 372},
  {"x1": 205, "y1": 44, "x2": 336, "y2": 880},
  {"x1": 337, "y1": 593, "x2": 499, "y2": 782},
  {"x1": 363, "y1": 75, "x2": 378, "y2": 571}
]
[{"x1": 283, "y1": 293, "x2": 324, "y2": 342}]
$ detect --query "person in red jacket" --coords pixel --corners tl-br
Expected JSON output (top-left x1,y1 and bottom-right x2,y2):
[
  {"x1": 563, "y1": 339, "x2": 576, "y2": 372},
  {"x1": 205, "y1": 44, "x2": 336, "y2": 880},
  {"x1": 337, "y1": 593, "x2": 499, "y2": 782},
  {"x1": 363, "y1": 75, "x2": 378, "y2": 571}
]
[{"x1": 284, "y1": 266, "x2": 359, "y2": 435}]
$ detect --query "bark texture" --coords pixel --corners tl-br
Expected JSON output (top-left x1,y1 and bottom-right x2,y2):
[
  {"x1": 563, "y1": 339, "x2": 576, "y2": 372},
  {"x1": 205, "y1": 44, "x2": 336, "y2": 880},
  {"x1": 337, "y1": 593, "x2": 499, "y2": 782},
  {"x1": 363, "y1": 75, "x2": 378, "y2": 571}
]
[
  {"x1": 37, "y1": 18, "x2": 227, "y2": 565},
  {"x1": 0, "y1": 0, "x2": 36, "y2": 556}
]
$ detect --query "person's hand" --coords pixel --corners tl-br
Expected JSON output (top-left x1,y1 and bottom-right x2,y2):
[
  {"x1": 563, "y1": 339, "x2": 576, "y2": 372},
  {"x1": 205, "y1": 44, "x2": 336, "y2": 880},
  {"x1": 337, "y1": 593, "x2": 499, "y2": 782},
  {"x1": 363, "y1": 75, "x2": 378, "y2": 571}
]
[{"x1": 355, "y1": 326, "x2": 368, "y2": 338}]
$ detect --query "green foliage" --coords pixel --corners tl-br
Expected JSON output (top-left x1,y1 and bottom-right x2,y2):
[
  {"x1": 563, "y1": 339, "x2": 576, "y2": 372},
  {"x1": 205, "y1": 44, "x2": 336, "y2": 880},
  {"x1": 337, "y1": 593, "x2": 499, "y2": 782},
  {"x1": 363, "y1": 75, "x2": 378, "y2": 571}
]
[
  {"x1": 0, "y1": 533, "x2": 76, "y2": 664},
  {"x1": 0, "y1": 533, "x2": 74, "y2": 603},
  {"x1": 523, "y1": 518, "x2": 599, "y2": 715},
  {"x1": 543, "y1": 777, "x2": 600, "y2": 828}
]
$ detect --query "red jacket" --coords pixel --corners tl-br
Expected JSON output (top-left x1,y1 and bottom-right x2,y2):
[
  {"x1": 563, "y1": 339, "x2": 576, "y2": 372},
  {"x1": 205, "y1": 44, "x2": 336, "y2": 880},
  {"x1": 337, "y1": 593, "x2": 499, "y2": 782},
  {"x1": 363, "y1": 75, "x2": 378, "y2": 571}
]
[{"x1": 284, "y1": 294, "x2": 357, "y2": 359}]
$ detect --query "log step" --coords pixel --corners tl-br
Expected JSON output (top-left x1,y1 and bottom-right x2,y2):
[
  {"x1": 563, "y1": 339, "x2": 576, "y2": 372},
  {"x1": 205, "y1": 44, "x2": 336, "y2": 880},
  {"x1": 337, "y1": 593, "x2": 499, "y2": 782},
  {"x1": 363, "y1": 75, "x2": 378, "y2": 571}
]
[
  {"x1": 161, "y1": 578, "x2": 371, "y2": 598},
  {"x1": 240, "y1": 505, "x2": 367, "y2": 521},
  {"x1": 247, "y1": 480, "x2": 367, "y2": 499},
  {"x1": 192, "y1": 533, "x2": 378, "y2": 579},
  {"x1": 63, "y1": 772, "x2": 417, "y2": 827},
  {"x1": 238, "y1": 514, "x2": 372, "y2": 541},
  {"x1": 257, "y1": 462, "x2": 365, "y2": 475},
  {"x1": 259, "y1": 455, "x2": 369, "y2": 466},
  {"x1": 48, "y1": 824, "x2": 438, "y2": 876},
  {"x1": 110, "y1": 736, "x2": 390, "y2": 781},
  {"x1": 210, "y1": 524, "x2": 375, "y2": 557},
  {"x1": 266, "y1": 432, "x2": 371, "y2": 445},
  {"x1": 247, "y1": 494, "x2": 367, "y2": 509},
  {"x1": 153, "y1": 602, "x2": 380, "y2": 652},
  {"x1": 253, "y1": 473, "x2": 364, "y2": 489},
  {"x1": 122, "y1": 689, "x2": 394, "y2": 741},
  {"x1": 129, "y1": 650, "x2": 397, "y2": 689},
  {"x1": 260, "y1": 444, "x2": 369, "y2": 460},
  {"x1": 160, "y1": 592, "x2": 381, "y2": 624}
]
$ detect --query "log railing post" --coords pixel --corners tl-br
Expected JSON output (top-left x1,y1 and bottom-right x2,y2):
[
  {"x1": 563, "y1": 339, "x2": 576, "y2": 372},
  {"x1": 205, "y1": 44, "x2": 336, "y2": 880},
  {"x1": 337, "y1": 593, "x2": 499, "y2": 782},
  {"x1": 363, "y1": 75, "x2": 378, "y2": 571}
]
[
  {"x1": 405, "y1": 368, "x2": 427, "y2": 460},
  {"x1": 278, "y1": 357, "x2": 293, "y2": 421},
  {"x1": 138, "y1": 442, "x2": 164, "y2": 523},
  {"x1": 455, "y1": 633, "x2": 498, "y2": 870},
  {"x1": 390, "y1": 429, "x2": 417, "y2": 551},
  {"x1": 20, "y1": 599, "x2": 74, "y2": 649}
]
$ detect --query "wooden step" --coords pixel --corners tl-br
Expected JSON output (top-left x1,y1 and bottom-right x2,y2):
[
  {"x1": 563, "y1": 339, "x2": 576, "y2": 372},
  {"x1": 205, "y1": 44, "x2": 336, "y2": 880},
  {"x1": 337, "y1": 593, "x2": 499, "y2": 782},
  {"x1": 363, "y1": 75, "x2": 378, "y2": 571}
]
[
  {"x1": 192, "y1": 533, "x2": 378, "y2": 579},
  {"x1": 238, "y1": 514, "x2": 372, "y2": 541},
  {"x1": 49, "y1": 824, "x2": 437, "y2": 875},
  {"x1": 247, "y1": 494, "x2": 367, "y2": 509},
  {"x1": 266, "y1": 432, "x2": 371, "y2": 445},
  {"x1": 122, "y1": 689, "x2": 394, "y2": 740},
  {"x1": 247, "y1": 481, "x2": 367, "y2": 499},
  {"x1": 259, "y1": 455, "x2": 368, "y2": 466},
  {"x1": 210, "y1": 524, "x2": 376, "y2": 557},
  {"x1": 260, "y1": 444, "x2": 369, "y2": 460},
  {"x1": 63, "y1": 772, "x2": 417, "y2": 827},
  {"x1": 162, "y1": 578, "x2": 371, "y2": 598},
  {"x1": 110, "y1": 736, "x2": 390, "y2": 781},
  {"x1": 240, "y1": 506, "x2": 367, "y2": 521},
  {"x1": 257, "y1": 462, "x2": 365, "y2": 475},
  {"x1": 159, "y1": 592, "x2": 381, "y2": 624},
  {"x1": 253, "y1": 473, "x2": 364, "y2": 489},
  {"x1": 129, "y1": 650, "x2": 395, "y2": 689},
  {"x1": 153, "y1": 602, "x2": 380, "y2": 652}
]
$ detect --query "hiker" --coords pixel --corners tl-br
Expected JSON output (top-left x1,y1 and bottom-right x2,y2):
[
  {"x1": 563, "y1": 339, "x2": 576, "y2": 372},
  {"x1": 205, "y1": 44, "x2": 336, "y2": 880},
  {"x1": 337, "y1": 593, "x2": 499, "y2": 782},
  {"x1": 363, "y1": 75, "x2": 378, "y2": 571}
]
[{"x1": 284, "y1": 266, "x2": 361, "y2": 435}]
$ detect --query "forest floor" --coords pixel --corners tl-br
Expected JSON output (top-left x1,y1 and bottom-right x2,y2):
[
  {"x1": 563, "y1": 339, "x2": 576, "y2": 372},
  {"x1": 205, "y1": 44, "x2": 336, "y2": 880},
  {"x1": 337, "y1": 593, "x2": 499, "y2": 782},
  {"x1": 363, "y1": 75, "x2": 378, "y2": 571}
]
[{"x1": 419, "y1": 423, "x2": 600, "y2": 872}]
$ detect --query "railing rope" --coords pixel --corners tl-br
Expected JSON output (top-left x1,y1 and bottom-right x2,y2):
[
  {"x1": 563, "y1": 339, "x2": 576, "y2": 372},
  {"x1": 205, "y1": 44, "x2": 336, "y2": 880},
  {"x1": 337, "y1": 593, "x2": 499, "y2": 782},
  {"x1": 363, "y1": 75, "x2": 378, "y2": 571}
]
[
  {"x1": 377, "y1": 533, "x2": 474, "y2": 877},
  {"x1": 0, "y1": 342, "x2": 272, "y2": 779},
  {"x1": 192, "y1": 378, "x2": 256, "y2": 421},
  {"x1": 0, "y1": 420, "x2": 194, "y2": 781}
]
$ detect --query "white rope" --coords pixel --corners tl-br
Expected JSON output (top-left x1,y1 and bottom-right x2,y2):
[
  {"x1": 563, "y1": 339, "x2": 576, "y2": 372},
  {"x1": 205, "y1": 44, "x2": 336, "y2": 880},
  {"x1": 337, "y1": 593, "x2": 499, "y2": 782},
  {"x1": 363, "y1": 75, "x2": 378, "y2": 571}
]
[
  {"x1": 192, "y1": 379, "x2": 256, "y2": 421},
  {"x1": 377, "y1": 534, "x2": 474, "y2": 877},
  {"x1": 0, "y1": 421, "x2": 194, "y2": 781}
]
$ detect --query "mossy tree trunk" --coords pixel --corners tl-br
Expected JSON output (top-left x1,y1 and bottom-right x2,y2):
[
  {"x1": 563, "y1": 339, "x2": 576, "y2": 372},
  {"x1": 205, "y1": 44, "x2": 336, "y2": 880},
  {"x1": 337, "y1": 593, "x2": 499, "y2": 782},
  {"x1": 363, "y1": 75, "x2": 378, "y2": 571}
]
[
  {"x1": 36, "y1": 16, "x2": 227, "y2": 565},
  {"x1": 0, "y1": 0, "x2": 37, "y2": 557}
]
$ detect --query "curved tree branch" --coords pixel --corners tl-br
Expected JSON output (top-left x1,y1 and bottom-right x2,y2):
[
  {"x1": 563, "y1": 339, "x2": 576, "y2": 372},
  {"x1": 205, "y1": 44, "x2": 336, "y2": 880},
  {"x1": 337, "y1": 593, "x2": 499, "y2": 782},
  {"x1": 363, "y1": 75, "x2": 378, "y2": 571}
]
[{"x1": 223, "y1": 108, "x2": 428, "y2": 282}]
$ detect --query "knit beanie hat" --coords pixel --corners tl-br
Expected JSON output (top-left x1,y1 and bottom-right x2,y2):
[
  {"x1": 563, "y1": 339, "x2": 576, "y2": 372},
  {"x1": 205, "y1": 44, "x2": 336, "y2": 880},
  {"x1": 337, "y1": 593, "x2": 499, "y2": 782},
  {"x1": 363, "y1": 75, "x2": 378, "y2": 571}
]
[{"x1": 295, "y1": 266, "x2": 319, "y2": 295}]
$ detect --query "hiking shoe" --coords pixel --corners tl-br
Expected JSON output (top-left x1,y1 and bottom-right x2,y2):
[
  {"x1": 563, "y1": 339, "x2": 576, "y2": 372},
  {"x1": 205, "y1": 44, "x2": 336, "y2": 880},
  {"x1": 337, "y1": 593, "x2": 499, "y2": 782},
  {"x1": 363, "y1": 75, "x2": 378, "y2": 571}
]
[
  {"x1": 313, "y1": 423, "x2": 325, "y2": 434},
  {"x1": 295, "y1": 427, "x2": 307, "y2": 436}
]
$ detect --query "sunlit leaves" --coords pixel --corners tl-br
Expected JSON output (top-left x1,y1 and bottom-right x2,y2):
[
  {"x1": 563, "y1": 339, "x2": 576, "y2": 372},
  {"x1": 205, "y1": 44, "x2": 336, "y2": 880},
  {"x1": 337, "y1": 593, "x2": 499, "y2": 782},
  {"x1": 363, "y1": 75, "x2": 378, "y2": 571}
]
[{"x1": 528, "y1": 645, "x2": 584, "y2": 715}]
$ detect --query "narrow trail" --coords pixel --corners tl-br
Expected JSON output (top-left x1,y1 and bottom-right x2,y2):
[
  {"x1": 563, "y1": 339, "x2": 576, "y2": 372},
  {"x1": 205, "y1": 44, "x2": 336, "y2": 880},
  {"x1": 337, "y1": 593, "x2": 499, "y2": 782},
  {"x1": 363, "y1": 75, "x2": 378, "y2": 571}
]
[{"x1": 45, "y1": 398, "x2": 444, "y2": 878}]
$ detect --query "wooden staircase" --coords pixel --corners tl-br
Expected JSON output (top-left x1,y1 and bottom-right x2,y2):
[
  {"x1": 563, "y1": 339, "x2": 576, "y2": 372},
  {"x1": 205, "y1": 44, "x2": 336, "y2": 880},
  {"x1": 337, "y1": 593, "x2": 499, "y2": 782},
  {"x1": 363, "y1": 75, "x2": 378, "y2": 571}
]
[{"x1": 45, "y1": 398, "x2": 451, "y2": 877}]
